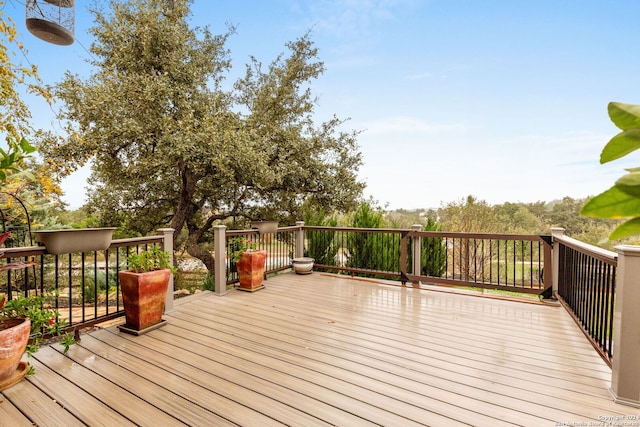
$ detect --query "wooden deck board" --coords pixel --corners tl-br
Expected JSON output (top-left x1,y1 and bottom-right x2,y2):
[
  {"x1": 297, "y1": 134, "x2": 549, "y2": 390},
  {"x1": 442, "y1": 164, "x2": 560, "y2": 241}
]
[
  {"x1": 2, "y1": 272, "x2": 640, "y2": 426},
  {"x1": 1, "y1": 372, "x2": 86, "y2": 427}
]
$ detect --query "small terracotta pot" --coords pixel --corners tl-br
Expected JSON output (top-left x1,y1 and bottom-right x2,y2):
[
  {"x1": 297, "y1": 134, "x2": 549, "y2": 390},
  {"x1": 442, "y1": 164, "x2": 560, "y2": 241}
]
[{"x1": 0, "y1": 317, "x2": 30, "y2": 382}]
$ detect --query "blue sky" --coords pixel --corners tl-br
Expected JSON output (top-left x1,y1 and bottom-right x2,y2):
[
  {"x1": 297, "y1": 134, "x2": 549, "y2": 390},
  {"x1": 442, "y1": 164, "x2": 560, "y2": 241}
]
[{"x1": 5, "y1": 0, "x2": 640, "y2": 210}]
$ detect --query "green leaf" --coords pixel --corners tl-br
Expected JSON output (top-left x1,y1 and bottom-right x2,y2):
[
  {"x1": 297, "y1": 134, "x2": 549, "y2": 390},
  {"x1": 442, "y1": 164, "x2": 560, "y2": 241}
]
[
  {"x1": 600, "y1": 129, "x2": 640, "y2": 163},
  {"x1": 608, "y1": 102, "x2": 640, "y2": 131},
  {"x1": 609, "y1": 217, "x2": 640, "y2": 240},
  {"x1": 19, "y1": 137, "x2": 37, "y2": 154},
  {"x1": 616, "y1": 172, "x2": 640, "y2": 197},
  {"x1": 581, "y1": 186, "x2": 640, "y2": 218}
]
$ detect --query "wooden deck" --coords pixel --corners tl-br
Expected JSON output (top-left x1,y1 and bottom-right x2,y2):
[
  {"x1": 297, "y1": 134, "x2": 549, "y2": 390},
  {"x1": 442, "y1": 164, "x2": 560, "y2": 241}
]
[{"x1": 1, "y1": 272, "x2": 639, "y2": 426}]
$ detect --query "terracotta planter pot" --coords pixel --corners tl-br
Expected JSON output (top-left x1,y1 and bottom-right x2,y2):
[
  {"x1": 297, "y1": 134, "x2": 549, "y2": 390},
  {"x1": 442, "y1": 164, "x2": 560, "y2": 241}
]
[
  {"x1": 0, "y1": 317, "x2": 30, "y2": 382},
  {"x1": 119, "y1": 269, "x2": 170, "y2": 332},
  {"x1": 236, "y1": 250, "x2": 267, "y2": 292}
]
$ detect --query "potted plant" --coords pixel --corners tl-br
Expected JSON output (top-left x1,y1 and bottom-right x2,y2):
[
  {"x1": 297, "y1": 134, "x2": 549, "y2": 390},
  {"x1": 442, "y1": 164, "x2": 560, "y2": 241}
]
[
  {"x1": 0, "y1": 294, "x2": 75, "y2": 390},
  {"x1": 230, "y1": 237, "x2": 267, "y2": 292},
  {"x1": 0, "y1": 139, "x2": 75, "y2": 389},
  {"x1": 118, "y1": 244, "x2": 176, "y2": 335}
]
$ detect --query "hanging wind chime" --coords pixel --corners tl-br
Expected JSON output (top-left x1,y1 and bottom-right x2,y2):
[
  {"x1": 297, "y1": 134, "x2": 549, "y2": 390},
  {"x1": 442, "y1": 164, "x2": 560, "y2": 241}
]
[{"x1": 25, "y1": 0, "x2": 75, "y2": 46}]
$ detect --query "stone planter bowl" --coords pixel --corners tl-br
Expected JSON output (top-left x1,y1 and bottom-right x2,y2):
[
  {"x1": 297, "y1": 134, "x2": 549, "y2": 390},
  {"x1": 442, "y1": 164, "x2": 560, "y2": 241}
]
[{"x1": 292, "y1": 257, "x2": 314, "y2": 275}]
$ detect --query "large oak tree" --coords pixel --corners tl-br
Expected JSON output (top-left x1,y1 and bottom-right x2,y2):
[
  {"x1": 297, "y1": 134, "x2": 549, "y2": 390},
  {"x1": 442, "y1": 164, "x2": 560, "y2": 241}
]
[{"x1": 39, "y1": 0, "x2": 363, "y2": 274}]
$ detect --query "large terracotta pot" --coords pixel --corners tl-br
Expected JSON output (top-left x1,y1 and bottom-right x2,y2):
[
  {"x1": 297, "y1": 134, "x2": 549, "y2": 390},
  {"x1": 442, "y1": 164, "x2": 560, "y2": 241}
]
[
  {"x1": 0, "y1": 317, "x2": 30, "y2": 382},
  {"x1": 236, "y1": 250, "x2": 267, "y2": 292},
  {"x1": 119, "y1": 269, "x2": 170, "y2": 332}
]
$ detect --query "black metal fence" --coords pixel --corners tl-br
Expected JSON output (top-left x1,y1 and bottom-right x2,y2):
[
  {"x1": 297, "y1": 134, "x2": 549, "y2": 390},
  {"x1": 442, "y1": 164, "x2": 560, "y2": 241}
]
[
  {"x1": 225, "y1": 227, "x2": 297, "y2": 285},
  {"x1": 0, "y1": 235, "x2": 165, "y2": 330},
  {"x1": 302, "y1": 227, "x2": 553, "y2": 295},
  {"x1": 303, "y1": 226, "x2": 404, "y2": 279},
  {"x1": 403, "y1": 231, "x2": 553, "y2": 296},
  {"x1": 555, "y1": 236, "x2": 617, "y2": 366},
  {"x1": 0, "y1": 223, "x2": 620, "y2": 365}
]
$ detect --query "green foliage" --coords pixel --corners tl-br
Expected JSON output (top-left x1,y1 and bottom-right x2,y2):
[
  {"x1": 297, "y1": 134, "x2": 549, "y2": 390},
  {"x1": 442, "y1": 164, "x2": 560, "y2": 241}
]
[
  {"x1": 126, "y1": 244, "x2": 176, "y2": 273},
  {"x1": 351, "y1": 201, "x2": 384, "y2": 229},
  {"x1": 581, "y1": 102, "x2": 640, "y2": 239},
  {"x1": 0, "y1": 137, "x2": 37, "y2": 182},
  {"x1": 0, "y1": 294, "x2": 76, "y2": 359},
  {"x1": 39, "y1": 0, "x2": 363, "y2": 281},
  {"x1": 83, "y1": 268, "x2": 117, "y2": 303},
  {"x1": 229, "y1": 237, "x2": 258, "y2": 263},
  {"x1": 303, "y1": 207, "x2": 339, "y2": 266},
  {"x1": 421, "y1": 217, "x2": 447, "y2": 277},
  {"x1": 0, "y1": 8, "x2": 52, "y2": 140},
  {"x1": 201, "y1": 273, "x2": 215, "y2": 292},
  {"x1": 347, "y1": 202, "x2": 400, "y2": 274},
  {"x1": 439, "y1": 195, "x2": 500, "y2": 233},
  {"x1": 493, "y1": 202, "x2": 544, "y2": 233}
]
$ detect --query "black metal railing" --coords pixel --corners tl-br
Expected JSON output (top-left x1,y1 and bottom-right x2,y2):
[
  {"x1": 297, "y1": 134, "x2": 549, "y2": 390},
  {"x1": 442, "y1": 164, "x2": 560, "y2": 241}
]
[
  {"x1": 403, "y1": 231, "x2": 553, "y2": 296},
  {"x1": 555, "y1": 235, "x2": 617, "y2": 366},
  {"x1": 301, "y1": 227, "x2": 552, "y2": 295},
  {"x1": 303, "y1": 226, "x2": 405, "y2": 279},
  {"x1": 0, "y1": 235, "x2": 165, "y2": 330},
  {"x1": 225, "y1": 227, "x2": 297, "y2": 285},
  {"x1": 0, "y1": 223, "x2": 620, "y2": 367}
]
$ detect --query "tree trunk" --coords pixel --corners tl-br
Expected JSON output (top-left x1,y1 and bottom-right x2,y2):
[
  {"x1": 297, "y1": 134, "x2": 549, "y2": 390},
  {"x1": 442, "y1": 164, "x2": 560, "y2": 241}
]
[
  {"x1": 170, "y1": 165, "x2": 199, "y2": 240},
  {"x1": 185, "y1": 233, "x2": 215, "y2": 277}
]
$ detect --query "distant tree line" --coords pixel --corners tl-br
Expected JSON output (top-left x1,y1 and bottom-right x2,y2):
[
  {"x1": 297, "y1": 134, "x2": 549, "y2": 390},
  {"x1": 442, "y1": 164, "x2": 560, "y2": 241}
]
[
  {"x1": 298, "y1": 194, "x2": 624, "y2": 281},
  {"x1": 432, "y1": 195, "x2": 625, "y2": 250}
]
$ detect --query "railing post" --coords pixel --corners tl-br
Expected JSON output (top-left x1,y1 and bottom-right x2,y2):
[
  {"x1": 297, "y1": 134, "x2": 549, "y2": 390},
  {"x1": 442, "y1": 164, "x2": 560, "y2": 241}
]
[
  {"x1": 213, "y1": 225, "x2": 228, "y2": 296},
  {"x1": 295, "y1": 221, "x2": 305, "y2": 259},
  {"x1": 158, "y1": 228, "x2": 175, "y2": 313},
  {"x1": 412, "y1": 224, "x2": 422, "y2": 279},
  {"x1": 550, "y1": 227, "x2": 565, "y2": 296},
  {"x1": 610, "y1": 245, "x2": 640, "y2": 407}
]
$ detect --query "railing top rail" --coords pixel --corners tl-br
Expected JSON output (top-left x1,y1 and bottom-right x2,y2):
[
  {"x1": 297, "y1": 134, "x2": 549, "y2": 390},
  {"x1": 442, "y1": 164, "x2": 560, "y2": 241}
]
[
  {"x1": 225, "y1": 228, "x2": 299, "y2": 237},
  {"x1": 409, "y1": 230, "x2": 551, "y2": 241},
  {"x1": 221, "y1": 225, "x2": 551, "y2": 244},
  {"x1": 302, "y1": 226, "x2": 408, "y2": 234},
  {"x1": 554, "y1": 233, "x2": 617, "y2": 264},
  {"x1": 303, "y1": 225, "x2": 551, "y2": 242},
  {"x1": 226, "y1": 229, "x2": 260, "y2": 237},
  {"x1": 109, "y1": 236, "x2": 163, "y2": 248},
  {"x1": 0, "y1": 245, "x2": 46, "y2": 258}
]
